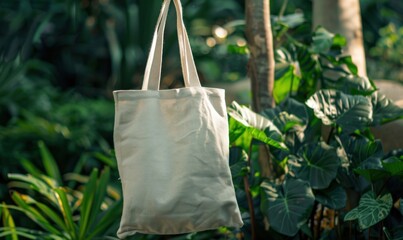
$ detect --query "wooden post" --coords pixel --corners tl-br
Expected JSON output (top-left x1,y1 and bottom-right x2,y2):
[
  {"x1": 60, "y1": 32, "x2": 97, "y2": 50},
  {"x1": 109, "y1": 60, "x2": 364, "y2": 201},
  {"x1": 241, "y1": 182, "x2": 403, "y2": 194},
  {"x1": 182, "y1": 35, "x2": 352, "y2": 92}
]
[{"x1": 245, "y1": 0, "x2": 276, "y2": 179}]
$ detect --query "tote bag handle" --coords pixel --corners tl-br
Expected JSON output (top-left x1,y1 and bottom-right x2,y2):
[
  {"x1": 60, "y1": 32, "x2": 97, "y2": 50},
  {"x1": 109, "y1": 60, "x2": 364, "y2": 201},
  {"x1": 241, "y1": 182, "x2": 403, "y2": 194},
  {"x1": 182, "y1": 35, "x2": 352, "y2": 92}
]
[{"x1": 142, "y1": 0, "x2": 201, "y2": 90}]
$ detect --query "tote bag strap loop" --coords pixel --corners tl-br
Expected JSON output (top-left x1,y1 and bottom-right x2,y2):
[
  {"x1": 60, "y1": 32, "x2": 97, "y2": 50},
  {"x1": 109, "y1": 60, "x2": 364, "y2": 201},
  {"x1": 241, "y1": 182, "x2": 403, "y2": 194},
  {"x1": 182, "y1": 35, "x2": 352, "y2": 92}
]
[{"x1": 142, "y1": 0, "x2": 201, "y2": 90}]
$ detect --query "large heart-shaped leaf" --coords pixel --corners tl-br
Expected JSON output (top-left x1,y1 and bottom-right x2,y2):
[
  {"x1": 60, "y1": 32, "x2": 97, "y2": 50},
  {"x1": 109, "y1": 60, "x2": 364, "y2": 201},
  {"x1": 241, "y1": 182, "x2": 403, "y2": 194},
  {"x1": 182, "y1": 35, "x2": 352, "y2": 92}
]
[
  {"x1": 295, "y1": 44, "x2": 318, "y2": 99},
  {"x1": 311, "y1": 27, "x2": 346, "y2": 54},
  {"x1": 288, "y1": 142, "x2": 340, "y2": 189},
  {"x1": 341, "y1": 135, "x2": 384, "y2": 169},
  {"x1": 261, "y1": 98, "x2": 308, "y2": 134},
  {"x1": 315, "y1": 184, "x2": 347, "y2": 209},
  {"x1": 229, "y1": 147, "x2": 249, "y2": 187},
  {"x1": 354, "y1": 157, "x2": 390, "y2": 182},
  {"x1": 344, "y1": 191, "x2": 392, "y2": 230},
  {"x1": 306, "y1": 90, "x2": 373, "y2": 132},
  {"x1": 228, "y1": 102, "x2": 288, "y2": 150},
  {"x1": 324, "y1": 75, "x2": 376, "y2": 96},
  {"x1": 261, "y1": 177, "x2": 315, "y2": 236},
  {"x1": 371, "y1": 92, "x2": 403, "y2": 126}
]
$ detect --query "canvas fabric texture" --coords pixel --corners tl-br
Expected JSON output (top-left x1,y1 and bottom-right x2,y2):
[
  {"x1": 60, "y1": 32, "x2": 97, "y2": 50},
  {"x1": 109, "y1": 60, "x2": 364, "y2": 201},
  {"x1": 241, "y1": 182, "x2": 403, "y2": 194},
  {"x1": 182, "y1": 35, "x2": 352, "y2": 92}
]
[{"x1": 113, "y1": 0, "x2": 243, "y2": 238}]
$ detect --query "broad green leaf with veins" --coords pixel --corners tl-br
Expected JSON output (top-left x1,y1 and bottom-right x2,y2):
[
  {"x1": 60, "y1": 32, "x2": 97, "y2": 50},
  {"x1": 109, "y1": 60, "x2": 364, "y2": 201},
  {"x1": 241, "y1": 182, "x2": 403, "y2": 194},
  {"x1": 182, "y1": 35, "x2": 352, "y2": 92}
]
[
  {"x1": 288, "y1": 142, "x2": 340, "y2": 189},
  {"x1": 344, "y1": 191, "x2": 392, "y2": 230},
  {"x1": 371, "y1": 92, "x2": 403, "y2": 126},
  {"x1": 306, "y1": 89, "x2": 373, "y2": 132},
  {"x1": 228, "y1": 102, "x2": 288, "y2": 151},
  {"x1": 261, "y1": 177, "x2": 315, "y2": 236},
  {"x1": 315, "y1": 184, "x2": 347, "y2": 209}
]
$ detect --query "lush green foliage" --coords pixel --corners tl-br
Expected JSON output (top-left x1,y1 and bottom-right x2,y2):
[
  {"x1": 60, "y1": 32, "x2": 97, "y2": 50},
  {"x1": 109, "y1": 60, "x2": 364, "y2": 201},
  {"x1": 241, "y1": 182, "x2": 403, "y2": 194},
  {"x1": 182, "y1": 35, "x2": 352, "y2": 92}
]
[
  {"x1": 227, "y1": 26, "x2": 403, "y2": 239},
  {"x1": 1, "y1": 143, "x2": 122, "y2": 239},
  {"x1": 368, "y1": 23, "x2": 403, "y2": 81}
]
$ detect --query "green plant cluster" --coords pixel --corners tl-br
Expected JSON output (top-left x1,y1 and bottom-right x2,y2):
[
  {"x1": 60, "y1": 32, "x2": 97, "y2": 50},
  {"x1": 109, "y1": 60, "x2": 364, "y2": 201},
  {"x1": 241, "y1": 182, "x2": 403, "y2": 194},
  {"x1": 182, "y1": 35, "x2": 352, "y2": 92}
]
[
  {"x1": 1, "y1": 142, "x2": 122, "y2": 239},
  {"x1": 227, "y1": 26, "x2": 403, "y2": 239},
  {"x1": 370, "y1": 23, "x2": 403, "y2": 66},
  {"x1": 368, "y1": 23, "x2": 403, "y2": 81}
]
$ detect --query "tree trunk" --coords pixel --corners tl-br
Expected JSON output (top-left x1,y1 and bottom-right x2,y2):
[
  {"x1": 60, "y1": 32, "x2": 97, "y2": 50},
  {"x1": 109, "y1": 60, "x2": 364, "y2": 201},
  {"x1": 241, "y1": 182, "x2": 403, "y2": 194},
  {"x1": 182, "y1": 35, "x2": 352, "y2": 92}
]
[
  {"x1": 313, "y1": 0, "x2": 367, "y2": 76},
  {"x1": 245, "y1": 0, "x2": 275, "y2": 179},
  {"x1": 245, "y1": 0, "x2": 275, "y2": 113}
]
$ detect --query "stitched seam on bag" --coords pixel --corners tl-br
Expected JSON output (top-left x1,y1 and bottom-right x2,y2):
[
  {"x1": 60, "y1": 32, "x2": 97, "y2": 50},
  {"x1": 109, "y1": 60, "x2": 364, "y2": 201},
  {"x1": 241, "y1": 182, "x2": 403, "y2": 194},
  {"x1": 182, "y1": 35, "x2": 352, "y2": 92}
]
[
  {"x1": 116, "y1": 93, "x2": 223, "y2": 100},
  {"x1": 114, "y1": 88, "x2": 224, "y2": 100}
]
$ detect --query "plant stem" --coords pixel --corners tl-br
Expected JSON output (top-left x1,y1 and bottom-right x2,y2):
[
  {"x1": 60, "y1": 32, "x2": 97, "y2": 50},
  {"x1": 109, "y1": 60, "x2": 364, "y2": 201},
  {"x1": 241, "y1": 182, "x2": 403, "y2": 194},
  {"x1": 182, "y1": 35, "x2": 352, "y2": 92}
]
[
  {"x1": 336, "y1": 211, "x2": 342, "y2": 240},
  {"x1": 243, "y1": 175, "x2": 256, "y2": 240},
  {"x1": 379, "y1": 220, "x2": 385, "y2": 240},
  {"x1": 311, "y1": 201, "x2": 319, "y2": 239},
  {"x1": 244, "y1": 142, "x2": 256, "y2": 240},
  {"x1": 327, "y1": 126, "x2": 335, "y2": 144},
  {"x1": 289, "y1": 71, "x2": 294, "y2": 98},
  {"x1": 264, "y1": 144, "x2": 276, "y2": 178},
  {"x1": 376, "y1": 177, "x2": 391, "y2": 196},
  {"x1": 316, "y1": 205, "x2": 325, "y2": 239},
  {"x1": 278, "y1": 0, "x2": 288, "y2": 19}
]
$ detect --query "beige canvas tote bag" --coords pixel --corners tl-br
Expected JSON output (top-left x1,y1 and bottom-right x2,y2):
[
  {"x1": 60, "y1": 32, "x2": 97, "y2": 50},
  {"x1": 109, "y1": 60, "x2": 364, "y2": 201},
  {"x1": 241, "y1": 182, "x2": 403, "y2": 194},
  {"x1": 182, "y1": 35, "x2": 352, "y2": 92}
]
[{"x1": 113, "y1": 0, "x2": 243, "y2": 238}]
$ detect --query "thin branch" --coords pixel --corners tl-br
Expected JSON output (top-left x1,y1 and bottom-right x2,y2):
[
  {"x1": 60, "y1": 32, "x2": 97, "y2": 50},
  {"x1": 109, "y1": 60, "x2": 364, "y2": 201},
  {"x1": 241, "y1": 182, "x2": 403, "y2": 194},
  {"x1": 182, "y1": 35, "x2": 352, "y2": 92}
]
[
  {"x1": 326, "y1": 126, "x2": 335, "y2": 144},
  {"x1": 244, "y1": 142, "x2": 256, "y2": 240},
  {"x1": 376, "y1": 177, "x2": 391, "y2": 196},
  {"x1": 278, "y1": 0, "x2": 289, "y2": 19},
  {"x1": 243, "y1": 175, "x2": 256, "y2": 240}
]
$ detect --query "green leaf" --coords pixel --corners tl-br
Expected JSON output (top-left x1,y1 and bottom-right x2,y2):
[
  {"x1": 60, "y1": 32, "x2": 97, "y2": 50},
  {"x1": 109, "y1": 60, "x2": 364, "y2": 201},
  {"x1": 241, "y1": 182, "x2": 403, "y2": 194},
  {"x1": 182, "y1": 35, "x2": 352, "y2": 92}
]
[
  {"x1": 336, "y1": 56, "x2": 357, "y2": 75},
  {"x1": 0, "y1": 227, "x2": 65, "y2": 240},
  {"x1": 54, "y1": 188, "x2": 77, "y2": 239},
  {"x1": 324, "y1": 75, "x2": 376, "y2": 96},
  {"x1": 311, "y1": 27, "x2": 345, "y2": 54},
  {"x1": 7, "y1": 173, "x2": 58, "y2": 205},
  {"x1": 261, "y1": 98, "x2": 308, "y2": 134},
  {"x1": 38, "y1": 141, "x2": 62, "y2": 185},
  {"x1": 93, "y1": 152, "x2": 117, "y2": 169},
  {"x1": 332, "y1": 34, "x2": 347, "y2": 48},
  {"x1": 229, "y1": 147, "x2": 249, "y2": 186},
  {"x1": 262, "y1": 99, "x2": 309, "y2": 163},
  {"x1": 344, "y1": 208, "x2": 359, "y2": 221},
  {"x1": 344, "y1": 191, "x2": 392, "y2": 230},
  {"x1": 311, "y1": 27, "x2": 335, "y2": 53},
  {"x1": 88, "y1": 167, "x2": 110, "y2": 234},
  {"x1": 227, "y1": 44, "x2": 249, "y2": 55},
  {"x1": 315, "y1": 184, "x2": 347, "y2": 209},
  {"x1": 84, "y1": 200, "x2": 123, "y2": 240},
  {"x1": 371, "y1": 92, "x2": 403, "y2": 126},
  {"x1": 274, "y1": 63, "x2": 301, "y2": 103},
  {"x1": 228, "y1": 102, "x2": 288, "y2": 150},
  {"x1": 354, "y1": 157, "x2": 390, "y2": 182},
  {"x1": 260, "y1": 177, "x2": 315, "y2": 236},
  {"x1": 1, "y1": 203, "x2": 18, "y2": 240},
  {"x1": 288, "y1": 142, "x2": 340, "y2": 189},
  {"x1": 20, "y1": 158, "x2": 44, "y2": 179},
  {"x1": 78, "y1": 169, "x2": 98, "y2": 239},
  {"x1": 306, "y1": 89, "x2": 373, "y2": 132},
  {"x1": 296, "y1": 45, "x2": 318, "y2": 94},
  {"x1": 342, "y1": 136, "x2": 384, "y2": 169},
  {"x1": 11, "y1": 192, "x2": 62, "y2": 236},
  {"x1": 273, "y1": 12, "x2": 305, "y2": 29},
  {"x1": 10, "y1": 193, "x2": 68, "y2": 232},
  {"x1": 382, "y1": 157, "x2": 403, "y2": 177}
]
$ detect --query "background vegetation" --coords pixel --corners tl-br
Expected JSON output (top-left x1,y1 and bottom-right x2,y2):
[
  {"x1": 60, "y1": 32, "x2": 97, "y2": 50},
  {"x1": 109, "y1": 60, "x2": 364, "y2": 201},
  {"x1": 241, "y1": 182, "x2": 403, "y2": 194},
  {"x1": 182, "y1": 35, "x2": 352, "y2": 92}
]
[{"x1": 1, "y1": 0, "x2": 403, "y2": 239}]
